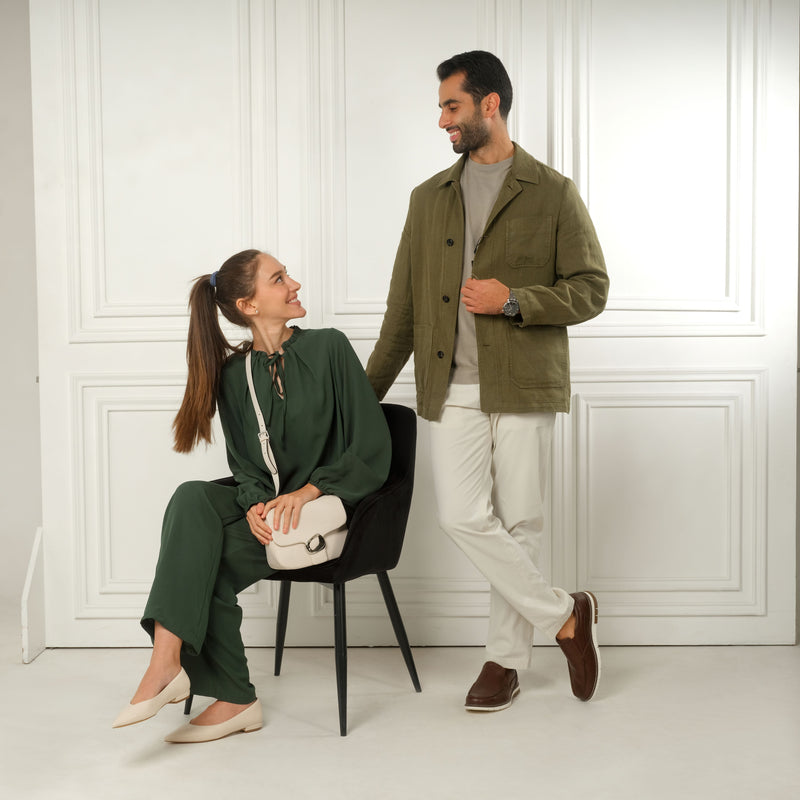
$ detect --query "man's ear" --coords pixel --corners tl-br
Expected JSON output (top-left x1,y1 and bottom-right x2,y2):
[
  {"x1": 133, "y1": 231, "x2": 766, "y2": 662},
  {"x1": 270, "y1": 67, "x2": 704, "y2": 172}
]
[{"x1": 482, "y1": 91, "x2": 501, "y2": 119}]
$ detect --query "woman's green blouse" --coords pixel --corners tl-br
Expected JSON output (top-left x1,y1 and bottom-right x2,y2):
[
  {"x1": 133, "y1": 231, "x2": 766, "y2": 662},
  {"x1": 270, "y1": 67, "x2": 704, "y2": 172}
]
[{"x1": 217, "y1": 327, "x2": 392, "y2": 513}]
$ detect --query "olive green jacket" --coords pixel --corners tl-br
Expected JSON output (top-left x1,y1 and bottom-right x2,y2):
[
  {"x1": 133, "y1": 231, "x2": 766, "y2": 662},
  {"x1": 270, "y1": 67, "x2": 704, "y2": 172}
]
[{"x1": 366, "y1": 144, "x2": 609, "y2": 421}]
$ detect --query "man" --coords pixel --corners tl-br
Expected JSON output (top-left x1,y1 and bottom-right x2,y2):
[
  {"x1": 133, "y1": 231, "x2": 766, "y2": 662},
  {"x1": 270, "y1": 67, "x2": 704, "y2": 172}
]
[{"x1": 366, "y1": 51, "x2": 609, "y2": 710}]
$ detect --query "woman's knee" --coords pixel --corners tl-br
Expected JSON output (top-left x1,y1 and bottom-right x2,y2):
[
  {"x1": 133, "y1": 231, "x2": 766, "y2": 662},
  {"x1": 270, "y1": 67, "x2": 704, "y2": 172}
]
[
  {"x1": 164, "y1": 481, "x2": 222, "y2": 519},
  {"x1": 170, "y1": 480, "x2": 211, "y2": 505},
  {"x1": 161, "y1": 480, "x2": 221, "y2": 536}
]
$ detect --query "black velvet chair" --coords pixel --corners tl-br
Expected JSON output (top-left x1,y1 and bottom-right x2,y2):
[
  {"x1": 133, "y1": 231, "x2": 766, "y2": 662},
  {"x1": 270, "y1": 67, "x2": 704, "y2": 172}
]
[{"x1": 184, "y1": 403, "x2": 421, "y2": 736}]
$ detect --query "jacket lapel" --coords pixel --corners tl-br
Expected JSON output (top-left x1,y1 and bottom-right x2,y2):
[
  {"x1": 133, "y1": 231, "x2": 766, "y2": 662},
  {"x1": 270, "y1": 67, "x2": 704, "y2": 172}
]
[
  {"x1": 482, "y1": 144, "x2": 540, "y2": 235},
  {"x1": 484, "y1": 180, "x2": 522, "y2": 234}
]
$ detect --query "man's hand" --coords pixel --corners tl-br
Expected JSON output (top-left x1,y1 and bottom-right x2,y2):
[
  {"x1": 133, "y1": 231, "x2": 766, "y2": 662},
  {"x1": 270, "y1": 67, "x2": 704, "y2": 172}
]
[{"x1": 461, "y1": 278, "x2": 509, "y2": 315}]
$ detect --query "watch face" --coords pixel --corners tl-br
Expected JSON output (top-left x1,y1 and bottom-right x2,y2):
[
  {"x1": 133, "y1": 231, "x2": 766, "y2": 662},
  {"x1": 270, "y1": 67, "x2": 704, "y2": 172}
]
[{"x1": 503, "y1": 299, "x2": 519, "y2": 316}]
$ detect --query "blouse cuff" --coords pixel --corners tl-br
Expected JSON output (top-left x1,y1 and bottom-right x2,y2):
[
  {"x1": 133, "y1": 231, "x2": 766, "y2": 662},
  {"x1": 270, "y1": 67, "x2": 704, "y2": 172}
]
[{"x1": 237, "y1": 488, "x2": 267, "y2": 512}]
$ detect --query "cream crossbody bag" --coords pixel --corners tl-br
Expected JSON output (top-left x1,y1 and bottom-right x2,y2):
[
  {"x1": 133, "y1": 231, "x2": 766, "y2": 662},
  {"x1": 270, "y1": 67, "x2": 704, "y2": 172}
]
[{"x1": 245, "y1": 350, "x2": 347, "y2": 569}]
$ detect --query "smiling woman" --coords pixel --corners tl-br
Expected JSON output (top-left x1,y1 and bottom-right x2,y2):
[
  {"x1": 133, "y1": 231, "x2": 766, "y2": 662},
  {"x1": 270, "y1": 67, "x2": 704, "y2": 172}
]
[
  {"x1": 237, "y1": 254, "x2": 305, "y2": 335},
  {"x1": 112, "y1": 248, "x2": 391, "y2": 743}
]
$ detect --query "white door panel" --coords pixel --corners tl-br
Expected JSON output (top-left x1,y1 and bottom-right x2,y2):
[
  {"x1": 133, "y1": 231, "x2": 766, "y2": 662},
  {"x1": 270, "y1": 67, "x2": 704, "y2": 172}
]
[{"x1": 31, "y1": 0, "x2": 797, "y2": 646}]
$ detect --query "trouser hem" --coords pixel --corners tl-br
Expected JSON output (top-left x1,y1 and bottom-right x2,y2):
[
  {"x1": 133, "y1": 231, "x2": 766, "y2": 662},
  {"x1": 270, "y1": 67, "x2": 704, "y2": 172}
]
[
  {"x1": 140, "y1": 613, "x2": 203, "y2": 658},
  {"x1": 484, "y1": 651, "x2": 533, "y2": 671}
]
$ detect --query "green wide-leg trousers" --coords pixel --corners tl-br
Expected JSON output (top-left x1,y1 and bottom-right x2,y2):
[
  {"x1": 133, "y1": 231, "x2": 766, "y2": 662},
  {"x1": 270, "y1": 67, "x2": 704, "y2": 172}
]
[{"x1": 141, "y1": 480, "x2": 276, "y2": 704}]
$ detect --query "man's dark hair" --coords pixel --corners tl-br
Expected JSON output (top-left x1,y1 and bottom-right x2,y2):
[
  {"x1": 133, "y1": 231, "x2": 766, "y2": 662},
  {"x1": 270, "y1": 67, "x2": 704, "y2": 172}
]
[{"x1": 437, "y1": 50, "x2": 513, "y2": 120}]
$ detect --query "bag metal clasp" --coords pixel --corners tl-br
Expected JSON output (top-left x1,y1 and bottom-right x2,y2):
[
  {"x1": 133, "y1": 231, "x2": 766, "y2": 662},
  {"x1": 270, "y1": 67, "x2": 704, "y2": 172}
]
[{"x1": 305, "y1": 535, "x2": 327, "y2": 554}]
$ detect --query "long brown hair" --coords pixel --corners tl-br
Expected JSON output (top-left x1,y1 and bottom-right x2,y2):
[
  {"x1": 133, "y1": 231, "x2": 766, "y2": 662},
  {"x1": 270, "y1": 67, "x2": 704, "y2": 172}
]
[{"x1": 172, "y1": 249, "x2": 262, "y2": 452}]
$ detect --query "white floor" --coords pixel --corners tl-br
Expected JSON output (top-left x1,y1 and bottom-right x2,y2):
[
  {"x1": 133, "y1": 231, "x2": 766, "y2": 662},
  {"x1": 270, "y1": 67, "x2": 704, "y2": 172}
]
[{"x1": 1, "y1": 602, "x2": 799, "y2": 800}]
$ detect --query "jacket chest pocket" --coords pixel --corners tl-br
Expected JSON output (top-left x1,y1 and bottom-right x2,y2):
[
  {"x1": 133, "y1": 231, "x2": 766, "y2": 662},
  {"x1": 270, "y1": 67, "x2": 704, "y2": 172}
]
[{"x1": 505, "y1": 216, "x2": 553, "y2": 268}]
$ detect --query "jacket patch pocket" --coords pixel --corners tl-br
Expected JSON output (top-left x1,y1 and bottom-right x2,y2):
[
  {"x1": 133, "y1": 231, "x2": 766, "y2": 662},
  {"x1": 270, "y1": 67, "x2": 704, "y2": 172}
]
[
  {"x1": 505, "y1": 216, "x2": 552, "y2": 268},
  {"x1": 505, "y1": 324, "x2": 567, "y2": 389}
]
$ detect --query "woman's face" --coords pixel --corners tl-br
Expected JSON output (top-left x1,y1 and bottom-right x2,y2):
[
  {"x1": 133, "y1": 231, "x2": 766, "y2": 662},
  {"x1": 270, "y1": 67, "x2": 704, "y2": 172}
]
[{"x1": 244, "y1": 253, "x2": 306, "y2": 323}]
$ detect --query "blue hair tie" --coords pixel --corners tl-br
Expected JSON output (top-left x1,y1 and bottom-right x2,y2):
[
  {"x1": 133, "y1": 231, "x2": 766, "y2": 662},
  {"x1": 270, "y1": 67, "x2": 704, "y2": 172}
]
[{"x1": 210, "y1": 271, "x2": 218, "y2": 288}]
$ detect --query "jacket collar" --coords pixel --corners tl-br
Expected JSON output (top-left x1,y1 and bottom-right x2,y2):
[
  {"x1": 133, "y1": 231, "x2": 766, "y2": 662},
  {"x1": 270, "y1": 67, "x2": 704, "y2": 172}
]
[{"x1": 436, "y1": 142, "x2": 541, "y2": 188}]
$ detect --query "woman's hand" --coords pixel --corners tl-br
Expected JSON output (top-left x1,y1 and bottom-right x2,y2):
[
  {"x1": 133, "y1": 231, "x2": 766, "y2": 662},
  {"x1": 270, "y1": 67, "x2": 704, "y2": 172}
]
[
  {"x1": 264, "y1": 483, "x2": 323, "y2": 536},
  {"x1": 246, "y1": 502, "x2": 274, "y2": 545}
]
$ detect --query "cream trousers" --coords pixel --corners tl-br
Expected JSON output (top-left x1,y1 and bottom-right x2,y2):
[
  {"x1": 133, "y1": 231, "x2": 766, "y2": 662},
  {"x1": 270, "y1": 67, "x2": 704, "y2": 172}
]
[{"x1": 428, "y1": 383, "x2": 573, "y2": 669}]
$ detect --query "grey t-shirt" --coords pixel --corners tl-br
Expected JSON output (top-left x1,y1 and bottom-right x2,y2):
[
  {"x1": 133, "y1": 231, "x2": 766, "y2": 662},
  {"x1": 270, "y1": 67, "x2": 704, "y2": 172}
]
[{"x1": 451, "y1": 155, "x2": 513, "y2": 385}]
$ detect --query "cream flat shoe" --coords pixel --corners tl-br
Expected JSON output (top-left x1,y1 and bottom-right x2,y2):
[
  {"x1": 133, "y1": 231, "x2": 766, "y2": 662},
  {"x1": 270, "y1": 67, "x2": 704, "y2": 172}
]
[
  {"x1": 112, "y1": 668, "x2": 191, "y2": 728},
  {"x1": 164, "y1": 699, "x2": 263, "y2": 743}
]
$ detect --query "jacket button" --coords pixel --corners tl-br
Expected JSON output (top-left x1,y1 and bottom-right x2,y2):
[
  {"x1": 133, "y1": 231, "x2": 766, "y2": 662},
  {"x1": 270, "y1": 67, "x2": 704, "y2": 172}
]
[
  {"x1": 442, "y1": 295, "x2": 450, "y2": 303},
  {"x1": 446, "y1": 238, "x2": 454, "y2": 246},
  {"x1": 437, "y1": 351, "x2": 445, "y2": 359}
]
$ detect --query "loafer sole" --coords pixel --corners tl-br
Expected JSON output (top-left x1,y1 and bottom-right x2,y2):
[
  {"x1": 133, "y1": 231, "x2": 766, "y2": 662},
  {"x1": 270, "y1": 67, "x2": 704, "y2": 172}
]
[
  {"x1": 583, "y1": 590, "x2": 601, "y2": 700},
  {"x1": 465, "y1": 684, "x2": 520, "y2": 712}
]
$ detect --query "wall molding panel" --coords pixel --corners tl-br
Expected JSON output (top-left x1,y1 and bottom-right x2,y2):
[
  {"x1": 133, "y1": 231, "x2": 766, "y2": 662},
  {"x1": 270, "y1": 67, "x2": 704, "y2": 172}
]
[
  {"x1": 567, "y1": 368, "x2": 767, "y2": 618},
  {"x1": 550, "y1": 0, "x2": 768, "y2": 337},
  {"x1": 71, "y1": 374, "x2": 278, "y2": 621},
  {"x1": 60, "y1": 0, "x2": 278, "y2": 343}
]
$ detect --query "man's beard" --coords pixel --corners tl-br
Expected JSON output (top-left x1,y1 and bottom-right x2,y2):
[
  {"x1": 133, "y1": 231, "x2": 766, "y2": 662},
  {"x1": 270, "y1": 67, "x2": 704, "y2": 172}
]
[{"x1": 451, "y1": 108, "x2": 490, "y2": 154}]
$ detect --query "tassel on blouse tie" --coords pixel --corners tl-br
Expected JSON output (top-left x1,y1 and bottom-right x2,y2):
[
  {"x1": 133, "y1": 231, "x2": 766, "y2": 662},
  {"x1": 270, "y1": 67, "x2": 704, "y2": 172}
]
[{"x1": 263, "y1": 350, "x2": 286, "y2": 401}]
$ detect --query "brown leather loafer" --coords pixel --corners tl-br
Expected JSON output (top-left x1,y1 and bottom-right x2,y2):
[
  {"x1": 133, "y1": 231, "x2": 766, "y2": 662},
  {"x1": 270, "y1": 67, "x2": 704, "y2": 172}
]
[
  {"x1": 464, "y1": 661, "x2": 520, "y2": 711},
  {"x1": 557, "y1": 591, "x2": 600, "y2": 701}
]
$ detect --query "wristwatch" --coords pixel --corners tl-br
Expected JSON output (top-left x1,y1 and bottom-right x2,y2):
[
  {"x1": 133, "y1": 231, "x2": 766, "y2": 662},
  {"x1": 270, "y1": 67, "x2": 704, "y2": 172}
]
[{"x1": 502, "y1": 289, "x2": 520, "y2": 318}]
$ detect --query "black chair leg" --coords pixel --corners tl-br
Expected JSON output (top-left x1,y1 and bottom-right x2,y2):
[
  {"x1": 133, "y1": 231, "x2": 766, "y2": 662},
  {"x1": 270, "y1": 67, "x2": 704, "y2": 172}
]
[
  {"x1": 184, "y1": 694, "x2": 193, "y2": 715},
  {"x1": 274, "y1": 581, "x2": 291, "y2": 676},
  {"x1": 377, "y1": 571, "x2": 421, "y2": 692},
  {"x1": 333, "y1": 582, "x2": 347, "y2": 736}
]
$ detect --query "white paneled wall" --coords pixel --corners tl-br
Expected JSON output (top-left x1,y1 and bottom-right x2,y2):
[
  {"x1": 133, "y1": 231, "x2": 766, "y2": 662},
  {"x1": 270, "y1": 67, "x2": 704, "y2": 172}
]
[
  {"x1": 30, "y1": 0, "x2": 797, "y2": 647},
  {"x1": 569, "y1": 369, "x2": 768, "y2": 640}
]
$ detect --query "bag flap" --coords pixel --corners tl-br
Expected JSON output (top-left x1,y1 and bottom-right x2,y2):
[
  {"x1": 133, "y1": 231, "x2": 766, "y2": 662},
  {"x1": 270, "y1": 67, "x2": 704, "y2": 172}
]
[{"x1": 267, "y1": 495, "x2": 347, "y2": 548}]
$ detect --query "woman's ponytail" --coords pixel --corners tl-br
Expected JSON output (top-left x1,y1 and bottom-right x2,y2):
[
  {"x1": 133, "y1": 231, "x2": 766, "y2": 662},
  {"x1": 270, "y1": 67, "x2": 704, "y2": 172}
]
[{"x1": 172, "y1": 249, "x2": 262, "y2": 452}]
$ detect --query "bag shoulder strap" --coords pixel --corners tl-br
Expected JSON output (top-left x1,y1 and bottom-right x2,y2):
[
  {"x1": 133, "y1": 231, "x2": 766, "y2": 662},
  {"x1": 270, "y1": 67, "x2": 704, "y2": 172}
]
[{"x1": 245, "y1": 349, "x2": 280, "y2": 494}]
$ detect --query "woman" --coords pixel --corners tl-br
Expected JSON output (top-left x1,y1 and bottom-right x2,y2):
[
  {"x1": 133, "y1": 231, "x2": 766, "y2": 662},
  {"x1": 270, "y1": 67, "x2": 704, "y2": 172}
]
[{"x1": 112, "y1": 249, "x2": 391, "y2": 742}]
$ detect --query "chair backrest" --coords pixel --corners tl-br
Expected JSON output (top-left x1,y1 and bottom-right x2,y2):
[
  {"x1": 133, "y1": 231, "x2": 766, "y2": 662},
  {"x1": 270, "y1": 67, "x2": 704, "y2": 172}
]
[
  {"x1": 340, "y1": 401, "x2": 416, "y2": 558},
  {"x1": 379, "y1": 403, "x2": 417, "y2": 489}
]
